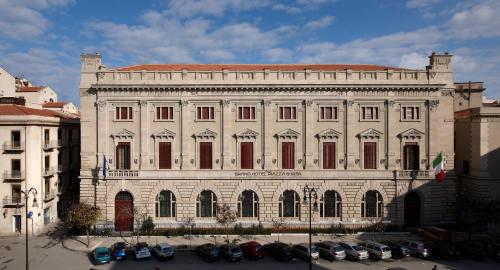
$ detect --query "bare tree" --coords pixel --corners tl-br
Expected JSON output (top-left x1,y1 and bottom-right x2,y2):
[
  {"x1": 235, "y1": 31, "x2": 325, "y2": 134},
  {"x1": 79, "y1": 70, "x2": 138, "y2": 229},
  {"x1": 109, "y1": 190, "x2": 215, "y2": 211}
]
[
  {"x1": 216, "y1": 204, "x2": 238, "y2": 243},
  {"x1": 272, "y1": 218, "x2": 286, "y2": 243}
]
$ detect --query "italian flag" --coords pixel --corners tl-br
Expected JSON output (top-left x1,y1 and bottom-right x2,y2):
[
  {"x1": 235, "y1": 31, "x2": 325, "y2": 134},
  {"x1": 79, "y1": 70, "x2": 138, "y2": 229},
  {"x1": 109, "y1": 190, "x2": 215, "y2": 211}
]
[{"x1": 433, "y1": 152, "x2": 445, "y2": 182}]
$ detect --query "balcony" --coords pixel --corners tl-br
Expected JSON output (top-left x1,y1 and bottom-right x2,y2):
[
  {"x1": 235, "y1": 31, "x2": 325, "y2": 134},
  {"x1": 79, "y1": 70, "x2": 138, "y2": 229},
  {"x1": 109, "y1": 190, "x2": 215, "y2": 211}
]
[
  {"x1": 56, "y1": 139, "x2": 63, "y2": 148},
  {"x1": 3, "y1": 170, "x2": 25, "y2": 181},
  {"x1": 43, "y1": 140, "x2": 57, "y2": 151},
  {"x1": 43, "y1": 189, "x2": 56, "y2": 202},
  {"x1": 395, "y1": 170, "x2": 431, "y2": 179},
  {"x1": 2, "y1": 196, "x2": 23, "y2": 207},
  {"x1": 57, "y1": 164, "x2": 63, "y2": 172},
  {"x1": 43, "y1": 167, "x2": 55, "y2": 177},
  {"x1": 2, "y1": 141, "x2": 24, "y2": 152},
  {"x1": 107, "y1": 170, "x2": 139, "y2": 178}
]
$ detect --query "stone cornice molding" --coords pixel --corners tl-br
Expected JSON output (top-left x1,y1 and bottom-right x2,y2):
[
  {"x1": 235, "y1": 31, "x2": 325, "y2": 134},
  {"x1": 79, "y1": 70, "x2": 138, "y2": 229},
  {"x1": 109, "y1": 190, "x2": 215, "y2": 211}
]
[
  {"x1": 194, "y1": 128, "x2": 217, "y2": 139},
  {"x1": 111, "y1": 129, "x2": 135, "y2": 139},
  {"x1": 358, "y1": 128, "x2": 382, "y2": 139},
  {"x1": 398, "y1": 128, "x2": 424, "y2": 140},
  {"x1": 235, "y1": 128, "x2": 259, "y2": 139},
  {"x1": 276, "y1": 128, "x2": 300, "y2": 139},
  {"x1": 152, "y1": 129, "x2": 176, "y2": 140},
  {"x1": 317, "y1": 128, "x2": 342, "y2": 139}
]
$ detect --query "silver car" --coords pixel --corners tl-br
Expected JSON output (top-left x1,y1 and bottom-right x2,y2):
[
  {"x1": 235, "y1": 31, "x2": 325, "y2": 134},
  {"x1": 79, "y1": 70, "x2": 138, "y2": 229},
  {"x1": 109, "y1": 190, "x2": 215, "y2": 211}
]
[
  {"x1": 315, "y1": 241, "x2": 346, "y2": 261},
  {"x1": 339, "y1": 241, "x2": 369, "y2": 261},
  {"x1": 152, "y1": 243, "x2": 174, "y2": 260},
  {"x1": 361, "y1": 240, "x2": 392, "y2": 260},
  {"x1": 401, "y1": 241, "x2": 430, "y2": 258}
]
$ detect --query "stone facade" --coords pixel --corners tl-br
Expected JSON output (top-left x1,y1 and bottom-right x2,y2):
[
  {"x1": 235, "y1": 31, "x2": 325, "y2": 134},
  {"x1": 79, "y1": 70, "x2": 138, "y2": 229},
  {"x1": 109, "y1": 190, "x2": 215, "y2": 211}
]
[{"x1": 80, "y1": 52, "x2": 456, "y2": 230}]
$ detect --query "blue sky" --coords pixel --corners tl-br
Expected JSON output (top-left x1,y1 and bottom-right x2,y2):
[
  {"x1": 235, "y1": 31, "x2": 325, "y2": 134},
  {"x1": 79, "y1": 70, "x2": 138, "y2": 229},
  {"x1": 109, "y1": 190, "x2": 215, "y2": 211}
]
[{"x1": 1, "y1": 0, "x2": 499, "y2": 105}]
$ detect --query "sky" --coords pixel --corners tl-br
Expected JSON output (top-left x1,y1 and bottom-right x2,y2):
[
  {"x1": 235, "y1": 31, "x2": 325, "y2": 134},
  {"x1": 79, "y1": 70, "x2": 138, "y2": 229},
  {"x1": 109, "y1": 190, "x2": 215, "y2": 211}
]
[{"x1": 0, "y1": 0, "x2": 499, "y2": 105}]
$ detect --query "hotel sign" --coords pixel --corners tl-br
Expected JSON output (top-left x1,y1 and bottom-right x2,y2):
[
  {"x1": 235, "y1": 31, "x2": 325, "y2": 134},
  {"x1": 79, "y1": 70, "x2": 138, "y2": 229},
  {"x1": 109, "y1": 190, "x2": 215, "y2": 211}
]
[{"x1": 234, "y1": 171, "x2": 302, "y2": 177}]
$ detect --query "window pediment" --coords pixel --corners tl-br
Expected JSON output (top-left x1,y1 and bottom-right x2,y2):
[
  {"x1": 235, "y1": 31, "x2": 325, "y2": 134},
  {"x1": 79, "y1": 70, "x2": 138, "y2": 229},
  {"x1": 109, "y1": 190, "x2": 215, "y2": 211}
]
[
  {"x1": 276, "y1": 128, "x2": 300, "y2": 139},
  {"x1": 235, "y1": 128, "x2": 259, "y2": 139},
  {"x1": 194, "y1": 128, "x2": 217, "y2": 139},
  {"x1": 398, "y1": 128, "x2": 424, "y2": 139},
  {"x1": 358, "y1": 128, "x2": 382, "y2": 139},
  {"x1": 111, "y1": 129, "x2": 135, "y2": 139},
  {"x1": 317, "y1": 128, "x2": 341, "y2": 139},
  {"x1": 153, "y1": 129, "x2": 176, "y2": 140}
]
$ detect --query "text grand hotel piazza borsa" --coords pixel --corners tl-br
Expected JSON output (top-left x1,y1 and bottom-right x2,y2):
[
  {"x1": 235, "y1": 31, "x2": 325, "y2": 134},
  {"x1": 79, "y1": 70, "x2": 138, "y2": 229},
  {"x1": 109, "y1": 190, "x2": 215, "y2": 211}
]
[{"x1": 79, "y1": 52, "x2": 456, "y2": 231}]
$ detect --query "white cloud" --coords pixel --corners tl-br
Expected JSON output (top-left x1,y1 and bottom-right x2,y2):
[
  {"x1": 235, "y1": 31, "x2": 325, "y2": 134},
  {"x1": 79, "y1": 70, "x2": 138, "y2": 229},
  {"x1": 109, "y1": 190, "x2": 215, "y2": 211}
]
[
  {"x1": 399, "y1": 52, "x2": 428, "y2": 69},
  {"x1": 406, "y1": 0, "x2": 441, "y2": 9},
  {"x1": 163, "y1": 0, "x2": 270, "y2": 18},
  {"x1": 272, "y1": 3, "x2": 301, "y2": 14},
  {"x1": 263, "y1": 48, "x2": 293, "y2": 62},
  {"x1": 447, "y1": 0, "x2": 500, "y2": 39},
  {"x1": 304, "y1": 16, "x2": 334, "y2": 30}
]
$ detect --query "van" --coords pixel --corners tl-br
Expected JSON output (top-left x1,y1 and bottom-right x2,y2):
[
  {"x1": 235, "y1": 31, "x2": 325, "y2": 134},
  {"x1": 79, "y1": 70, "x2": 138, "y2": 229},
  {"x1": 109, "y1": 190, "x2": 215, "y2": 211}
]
[{"x1": 361, "y1": 241, "x2": 392, "y2": 260}]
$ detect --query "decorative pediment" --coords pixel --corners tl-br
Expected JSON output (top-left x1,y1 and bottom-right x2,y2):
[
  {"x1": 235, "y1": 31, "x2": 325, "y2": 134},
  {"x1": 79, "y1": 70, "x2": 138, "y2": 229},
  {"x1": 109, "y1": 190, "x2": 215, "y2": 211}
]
[
  {"x1": 398, "y1": 128, "x2": 424, "y2": 140},
  {"x1": 111, "y1": 129, "x2": 135, "y2": 139},
  {"x1": 358, "y1": 128, "x2": 382, "y2": 139},
  {"x1": 276, "y1": 128, "x2": 300, "y2": 139},
  {"x1": 152, "y1": 129, "x2": 176, "y2": 140},
  {"x1": 317, "y1": 128, "x2": 342, "y2": 139},
  {"x1": 235, "y1": 128, "x2": 259, "y2": 139},
  {"x1": 194, "y1": 128, "x2": 217, "y2": 139}
]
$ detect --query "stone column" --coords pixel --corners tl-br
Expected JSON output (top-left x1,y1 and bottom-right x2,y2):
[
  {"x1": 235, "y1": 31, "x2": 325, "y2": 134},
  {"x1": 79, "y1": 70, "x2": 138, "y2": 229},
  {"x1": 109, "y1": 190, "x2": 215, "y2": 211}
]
[
  {"x1": 345, "y1": 100, "x2": 356, "y2": 169},
  {"x1": 262, "y1": 100, "x2": 274, "y2": 169},
  {"x1": 139, "y1": 100, "x2": 149, "y2": 169},
  {"x1": 386, "y1": 100, "x2": 396, "y2": 170},
  {"x1": 221, "y1": 100, "x2": 233, "y2": 169},
  {"x1": 180, "y1": 100, "x2": 194, "y2": 169},
  {"x1": 304, "y1": 100, "x2": 315, "y2": 169}
]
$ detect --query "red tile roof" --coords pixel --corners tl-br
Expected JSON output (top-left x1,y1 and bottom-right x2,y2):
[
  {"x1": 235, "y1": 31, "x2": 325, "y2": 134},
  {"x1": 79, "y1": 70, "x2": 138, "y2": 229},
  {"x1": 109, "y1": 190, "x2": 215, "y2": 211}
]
[
  {"x1": 43, "y1": 102, "x2": 67, "y2": 108},
  {"x1": 16, "y1": 86, "x2": 44, "y2": 92},
  {"x1": 115, "y1": 64, "x2": 407, "y2": 72},
  {"x1": 0, "y1": 104, "x2": 77, "y2": 119}
]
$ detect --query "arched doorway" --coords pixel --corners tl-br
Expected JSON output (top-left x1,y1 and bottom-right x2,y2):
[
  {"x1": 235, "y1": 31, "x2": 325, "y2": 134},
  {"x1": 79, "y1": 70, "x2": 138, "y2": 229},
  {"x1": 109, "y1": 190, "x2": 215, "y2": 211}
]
[
  {"x1": 115, "y1": 191, "x2": 133, "y2": 231},
  {"x1": 404, "y1": 192, "x2": 421, "y2": 228}
]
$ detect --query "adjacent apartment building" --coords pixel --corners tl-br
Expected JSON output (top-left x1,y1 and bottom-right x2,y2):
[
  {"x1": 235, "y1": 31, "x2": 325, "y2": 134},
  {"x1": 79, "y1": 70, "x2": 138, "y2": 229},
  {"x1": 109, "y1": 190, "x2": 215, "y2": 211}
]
[
  {"x1": 454, "y1": 82, "x2": 500, "y2": 201},
  {"x1": 79, "y1": 52, "x2": 456, "y2": 231}
]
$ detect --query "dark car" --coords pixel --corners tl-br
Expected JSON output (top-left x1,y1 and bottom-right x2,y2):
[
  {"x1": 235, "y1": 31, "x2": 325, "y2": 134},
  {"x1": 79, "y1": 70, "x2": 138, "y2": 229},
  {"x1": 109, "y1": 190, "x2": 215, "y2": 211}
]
[
  {"x1": 292, "y1": 243, "x2": 320, "y2": 261},
  {"x1": 195, "y1": 243, "x2": 220, "y2": 262},
  {"x1": 429, "y1": 241, "x2": 460, "y2": 260},
  {"x1": 455, "y1": 241, "x2": 488, "y2": 260},
  {"x1": 315, "y1": 241, "x2": 346, "y2": 261},
  {"x1": 220, "y1": 244, "x2": 243, "y2": 262},
  {"x1": 382, "y1": 241, "x2": 410, "y2": 259},
  {"x1": 239, "y1": 241, "x2": 265, "y2": 259},
  {"x1": 111, "y1": 242, "x2": 128, "y2": 261},
  {"x1": 263, "y1": 242, "x2": 295, "y2": 262}
]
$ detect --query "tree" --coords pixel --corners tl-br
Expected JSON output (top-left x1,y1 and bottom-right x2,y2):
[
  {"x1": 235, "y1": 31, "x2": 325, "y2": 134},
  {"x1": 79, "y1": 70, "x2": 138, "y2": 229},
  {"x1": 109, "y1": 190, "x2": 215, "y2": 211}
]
[
  {"x1": 272, "y1": 218, "x2": 286, "y2": 242},
  {"x1": 67, "y1": 203, "x2": 101, "y2": 247},
  {"x1": 216, "y1": 204, "x2": 237, "y2": 243},
  {"x1": 141, "y1": 216, "x2": 155, "y2": 235}
]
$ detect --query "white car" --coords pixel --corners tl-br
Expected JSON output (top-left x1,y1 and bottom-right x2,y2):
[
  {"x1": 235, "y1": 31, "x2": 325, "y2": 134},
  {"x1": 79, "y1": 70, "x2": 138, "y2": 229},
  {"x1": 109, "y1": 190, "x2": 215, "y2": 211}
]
[
  {"x1": 361, "y1": 240, "x2": 392, "y2": 260},
  {"x1": 152, "y1": 243, "x2": 175, "y2": 260},
  {"x1": 339, "y1": 241, "x2": 369, "y2": 261},
  {"x1": 134, "y1": 242, "x2": 151, "y2": 259}
]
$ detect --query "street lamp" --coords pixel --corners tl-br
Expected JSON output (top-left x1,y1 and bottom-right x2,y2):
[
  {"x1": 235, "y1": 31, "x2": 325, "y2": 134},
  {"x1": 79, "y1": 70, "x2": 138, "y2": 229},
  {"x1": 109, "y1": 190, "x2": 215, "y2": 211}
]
[
  {"x1": 303, "y1": 185, "x2": 318, "y2": 270},
  {"x1": 16, "y1": 187, "x2": 38, "y2": 270}
]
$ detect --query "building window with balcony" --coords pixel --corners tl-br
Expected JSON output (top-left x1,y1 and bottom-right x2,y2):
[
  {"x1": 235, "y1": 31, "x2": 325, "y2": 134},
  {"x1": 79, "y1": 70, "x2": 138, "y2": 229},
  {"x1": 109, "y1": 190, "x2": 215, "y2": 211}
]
[
  {"x1": 240, "y1": 142, "x2": 253, "y2": 169},
  {"x1": 403, "y1": 143, "x2": 419, "y2": 170},
  {"x1": 278, "y1": 106, "x2": 297, "y2": 120},
  {"x1": 361, "y1": 106, "x2": 379, "y2": 120},
  {"x1": 44, "y1": 129, "x2": 50, "y2": 146},
  {"x1": 116, "y1": 142, "x2": 131, "y2": 169},
  {"x1": 281, "y1": 142, "x2": 295, "y2": 169},
  {"x1": 156, "y1": 106, "x2": 174, "y2": 120},
  {"x1": 155, "y1": 190, "x2": 176, "y2": 218},
  {"x1": 361, "y1": 190, "x2": 383, "y2": 218},
  {"x1": 363, "y1": 142, "x2": 377, "y2": 169},
  {"x1": 11, "y1": 184, "x2": 21, "y2": 204},
  {"x1": 11, "y1": 159, "x2": 21, "y2": 178},
  {"x1": 279, "y1": 190, "x2": 300, "y2": 218},
  {"x1": 158, "y1": 142, "x2": 172, "y2": 169},
  {"x1": 320, "y1": 190, "x2": 341, "y2": 218},
  {"x1": 115, "y1": 106, "x2": 133, "y2": 120},
  {"x1": 196, "y1": 190, "x2": 217, "y2": 217},
  {"x1": 199, "y1": 142, "x2": 212, "y2": 169},
  {"x1": 196, "y1": 106, "x2": 215, "y2": 120},
  {"x1": 44, "y1": 155, "x2": 50, "y2": 172},
  {"x1": 237, "y1": 106, "x2": 256, "y2": 120},
  {"x1": 322, "y1": 142, "x2": 336, "y2": 169},
  {"x1": 11, "y1": 130, "x2": 21, "y2": 149},
  {"x1": 238, "y1": 190, "x2": 259, "y2": 218},
  {"x1": 319, "y1": 106, "x2": 338, "y2": 120},
  {"x1": 401, "y1": 106, "x2": 420, "y2": 121}
]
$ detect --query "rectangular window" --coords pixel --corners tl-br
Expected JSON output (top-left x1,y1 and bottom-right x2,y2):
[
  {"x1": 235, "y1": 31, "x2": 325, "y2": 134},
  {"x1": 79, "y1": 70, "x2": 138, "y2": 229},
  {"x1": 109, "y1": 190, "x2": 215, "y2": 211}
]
[
  {"x1": 156, "y1": 106, "x2": 174, "y2": 120},
  {"x1": 11, "y1": 159, "x2": 21, "y2": 176},
  {"x1": 44, "y1": 155, "x2": 50, "y2": 170},
  {"x1": 463, "y1": 160, "x2": 470, "y2": 175},
  {"x1": 282, "y1": 142, "x2": 295, "y2": 169},
  {"x1": 402, "y1": 106, "x2": 420, "y2": 120},
  {"x1": 11, "y1": 131, "x2": 20, "y2": 148},
  {"x1": 240, "y1": 142, "x2": 253, "y2": 169},
  {"x1": 238, "y1": 106, "x2": 256, "y2": 120},
  {"x1": 197, "y1": 106, "x2": 215, "y2": 120},
  {"x1": 158, "y1": 142, "x2": 172, "y2": 169},
  {"x1": 320, "y1": 106, "x2": 338, "y2": 120},
  {"x1": 199, "y1": 142, "x2": 212, "y2": 169},
  {"x1": 44, "y1": 129, "x2": 50, "y2": 144},
  {"x1": 115, "y1": 142, "x2": 131, "y2": 169},
  {"x1": 361, "y1": 106, "x2": 379, "y2": 120},
  {"x1": 363, "y1": 142, "x2": 377, "y2": 169},
  {"x1": 278, "y1": 106, "x2": 297, "y2": 120},
  {"x1": 12, "y1": 184, "x2": 21, "y2": 204},
  {"x1": 403, "y1": 143, "x2": 419, "y2": 170},
  {"x1": 115, "y1": 107, "x2": 133, "y2": 120},
  {"x1": 323, "y1": 142, "x2": 336, "y2": 169}
]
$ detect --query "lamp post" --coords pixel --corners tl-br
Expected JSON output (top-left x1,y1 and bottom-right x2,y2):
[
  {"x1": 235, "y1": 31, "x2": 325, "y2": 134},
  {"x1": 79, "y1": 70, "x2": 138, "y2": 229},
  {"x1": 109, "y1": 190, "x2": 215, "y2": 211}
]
[
  {"x1": 303, "y1": 185, "x2": 318, "y2": 270},
  {"x1": 16, "y1": 188, "x2": 38, "y2": 270}
]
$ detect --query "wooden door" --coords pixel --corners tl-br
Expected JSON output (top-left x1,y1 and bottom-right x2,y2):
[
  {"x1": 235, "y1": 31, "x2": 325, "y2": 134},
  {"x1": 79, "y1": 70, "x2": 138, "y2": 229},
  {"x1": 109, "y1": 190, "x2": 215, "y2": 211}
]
[
  {"x1": 323, "y1": 142, "x2": 336, "y2": 169},
  {"x1": 363, "y1": 142, "x2": 377, "y2": 169},
  {"x1": 199, "y1": 142, "x2": 212, "y2": 169},
  {"x1": 158, "y1": 142, "x2": 171, "y2": 169},
  {"x1": 115, "y1": 192, "x2": 133, "y2": 231},
  {"x1": 240, "y1": 142, "x2": 253, "y2": 169},
  {"x1": 116, "y1": 142, "x2": 131, "y2": 169},
  {"x1": 282, "y1": 142, "x2": 295, "y2": 169}
]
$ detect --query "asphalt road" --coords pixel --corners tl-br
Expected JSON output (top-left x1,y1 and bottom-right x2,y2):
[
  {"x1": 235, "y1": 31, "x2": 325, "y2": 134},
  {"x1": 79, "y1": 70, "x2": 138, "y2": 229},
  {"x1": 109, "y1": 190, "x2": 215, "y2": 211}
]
[{"x1": 1, "y1": 236, "x2": 499, "y2": 270}]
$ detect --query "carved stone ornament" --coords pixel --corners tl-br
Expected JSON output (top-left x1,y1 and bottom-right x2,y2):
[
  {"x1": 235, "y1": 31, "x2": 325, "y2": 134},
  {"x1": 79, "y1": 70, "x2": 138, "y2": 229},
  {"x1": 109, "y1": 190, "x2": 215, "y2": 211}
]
[
  {"x1": 94, "y1": 100, "x2": 106, "y2": 111},
  {"x1": 194, "y1": 128, "x2": 217, "y2": 139},
  {"x1": 398, "y1": 128, "x2": 424, "y2": 140},
  {"x1": 305, "y1": 100, "x2": 314, "y2": 107},
  {"x1": 111, "y1": 129, "x2": 135, "y2": 140},
  {"x1": 263, "y1": 100, "x2": 272, "y2": 107},
  {"x1": 235, "y1": 128, "x2": 259, "y2": 139},
  {"x1": 276, "y1": 128, "x2": 300, "y2": 139},
  {"x1": 346, "y1": 100, "x2": 354, "y2": 107},
  {"x1": 152, "y1": 129, "x2": 176, "y2": 140},
  {"x1": 97, "y1": 72, "x2": 105, "y2": 79},
  {"x1": 221, "y1": 100, "x2": 230, "y2": 107},
  {"x1": 317, "y1": 128, "x2": 342, "y2": 139},
  {"x1": 138, "y1": 100, "x2": 147, "y2": 107},
  {"x1": 441, "y1": 89, "x2": 454, "y2": 97},
  {"x1": 358, "y1": 128, "x2": 383, "y2": 139},
  {"x1": 428, "y1": 100, "x2": 439, "y2": 112},
  {"x1": 180, "y1": 100, "x2": 189, "y2": 106},
  {"x1": 386, "y1": 100, "x2": 395, "y2": 107}
]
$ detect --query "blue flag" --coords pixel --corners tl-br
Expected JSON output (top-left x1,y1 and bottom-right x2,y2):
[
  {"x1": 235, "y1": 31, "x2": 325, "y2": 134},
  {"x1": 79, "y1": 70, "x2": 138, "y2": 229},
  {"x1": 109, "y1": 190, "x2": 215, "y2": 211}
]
[{"x1": 103, "y1": 154, "x2": 107, "y2": 179}]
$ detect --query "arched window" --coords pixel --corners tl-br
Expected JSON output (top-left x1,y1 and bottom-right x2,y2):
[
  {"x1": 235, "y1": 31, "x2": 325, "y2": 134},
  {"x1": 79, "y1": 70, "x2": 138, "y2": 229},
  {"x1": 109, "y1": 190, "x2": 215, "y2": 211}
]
[
  {"x1": 238, "y1": 190, "x2": 259, "y2": 218},
  {"x1": 196, "y1": 190, "x2": 217, "y2": 217},
  {"x1": 361, "y1": 190, "x2": 383, "y2": 218},
  {"x1": 279, "y1": 190, "x2": 300, "y2": 218},
  {"x1": 320, "y1": 190, "x2": 341, "y2": 218},
  {"x1": 155, "y1": 190, "x2": 176, "y2": 218}
]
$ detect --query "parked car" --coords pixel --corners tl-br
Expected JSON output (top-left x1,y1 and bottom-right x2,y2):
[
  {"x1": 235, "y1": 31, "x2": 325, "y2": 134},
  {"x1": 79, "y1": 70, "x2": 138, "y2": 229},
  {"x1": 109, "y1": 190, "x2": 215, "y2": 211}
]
[
  {"x1": 239, "y1": 241, "x2": 265, "y2": 259},
  {"x1": 382, "y1": 241, "x2": 410, "y2": 259},
  {"x1": 111, "y1": 242, "x2": 127, "y2": 261},
  {"x1": 195, "y1": 243, "x2": 220, "y2": 262},
  {"x1": 454, "y1": 241, "x2": 488, "y2": 260},
  {"x1": 417, "y1": 226, "x2": 453, "y2": 242},
  {"x1": 401, "y1": 241, "x2": 430, "y2": 258},
  {"x1": 292, "y1": 243, "x2": 320, "y2": 261},
  {"x1": 152, "y1": 243, "x2": 175, "y2": 260},
  {"x1": 263, "y1": 242, "x2": 295, "y2": 262},
  {"x1": 360, "y1": 241, "x2": 392, "y2": 260},
  {"x1": 134, "y1": 242, "x2": 151, "y2": 260},
  {"x1": 428, "y1": 241, "x2": 460, "y2": 260},
  {"x1": 92, "y1": 246, "x2": 111, "y2": 265},
  {"x1": 220, "y1": 244, "x2": 244, "y2": 262},
  {"x1": 339, "y1": 241, "x2": 369, "y2": 261},
  {"x1": 315, "y1": 241, "x2": 346, "y2": 261}
]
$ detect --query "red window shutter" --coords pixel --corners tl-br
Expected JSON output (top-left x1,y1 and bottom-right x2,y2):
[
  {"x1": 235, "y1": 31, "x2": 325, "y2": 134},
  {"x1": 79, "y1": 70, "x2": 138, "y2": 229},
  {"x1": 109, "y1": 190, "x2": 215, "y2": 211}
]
[
  {"x1": 243, "y1": 107, "x2": 250, "y2": 119},
  {"x1": 282, "y1": 142, "x2": 294, "y2": 169},
  {"x1": 161, "y1": 107, "x2": 168, "y2": 119},
  {"x1": 120, "y1": 107, "x2": 127, "y2": 119},
  {"x1": 116, "y1": 107, "x2": 120, "y2": 119},
  {"x1": 292, "y1": 107, "x2": 296, "y2": 119},
  {"x1": 200, "y1": 142, "x2": 212, "y2": 169},
  {"x1": 279, "y1": 107, "x2": 283, "y2": 119},
  {"x1": 323, "y1": 142, "x2": 336, "y2": 169},
  {"x1": 159, "y1": 142, "x2": 171, "y2": 169},
  {"x1": 375, "y1": 107, "x2": 378, "y2": 119},
  {"x1": 238, "y1": 107, "x2": 242, "y2": 119},
  {"x1": 240, "y1": 142, "x2": 253, "y2": 169},
  {"x1": 415, "y1": 107, "x2": 419, "y2": 119},
  {"x1": 169, "y1": 107, "x2": 173, "y2": 119},
  {"x1": 156, "y1": 107, "x2": 161, "y2": 119},
  {"x1": 284, "y1": 107, "x2": 291, "y2": 119},
  {"x1": 251, "y1": 107, "x2": 255, "y2": 119},
  {"x1": 334, "y1": 107, "x2": 338, "y2": 119},
  {"x1": 364, "y1": 142, "x2": 376, "y2": 169},
  {"x1": 197, "y1": 107, "x2": 201, "y2": 119},
  {"x1": 129, "y1": 107, "x2": 133, "y2": 119},
  {"x1": 210, "y1": 107, "x2": 214, "y2": 119}
]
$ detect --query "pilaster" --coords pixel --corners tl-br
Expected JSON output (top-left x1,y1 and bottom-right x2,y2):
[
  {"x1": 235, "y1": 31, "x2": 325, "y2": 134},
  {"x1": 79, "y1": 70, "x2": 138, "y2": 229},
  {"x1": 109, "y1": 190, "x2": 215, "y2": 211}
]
[
  {"x1": 262, "y1": 100, "x2": 274, "y2": 169},
  {"x1": 139, "y1": 100, "x2": 149, "y2": 169},
  {"x1": 221, "y1": 100, "x2": 233, "y2": 169},
  {"x1": 180, "y1": 100, "x2": 194, "y2": 169},
  {"x1": 304, "y1": 100, "x2": 315, "y2": 169}
]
